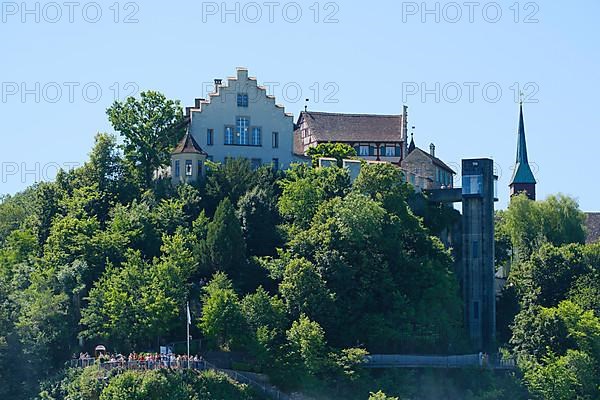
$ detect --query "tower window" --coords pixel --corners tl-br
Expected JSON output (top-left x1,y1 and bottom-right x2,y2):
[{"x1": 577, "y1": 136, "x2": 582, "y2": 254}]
[
  {"x1": 272, "y1": 131, "x2": 279, "y2": 148},
  {"x1": 174, "y1": 160, "x2": 180, "y2": 177},
  {"x1": 207, "y1": 129, "x2": 214, "y2": 146},
  {"x1": 185, "y1": 160, "x2": 193, "y2": 176}
]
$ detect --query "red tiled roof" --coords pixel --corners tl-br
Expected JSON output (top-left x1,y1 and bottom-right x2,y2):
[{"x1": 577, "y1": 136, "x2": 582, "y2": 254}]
[
  {"x1": 297, "y1": 111, "x2": 403, "y2": 143},
  {"x1": 172, "y1": 131, "x2": 207, "y2": 155}
]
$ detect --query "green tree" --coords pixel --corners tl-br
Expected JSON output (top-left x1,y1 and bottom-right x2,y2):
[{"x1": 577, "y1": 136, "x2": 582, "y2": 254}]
[
  {"x1": 278, "y1": 164, "x2": 351, "y2": 229},
  {"x1": 106, "y1": 91, "x2": 186, "y2": 187},
  {"x1": 511, "y1": 242, "x2": 600, "y2": 308},
  {"x1": 202, "y1": 199, "x2": 246, "y2": 279},
  {"x1": 286, "y1": 192, "x2": 463, "y2": 353},
  {"x1": 498, "y1": 193, "x2": 586, "y2": 264},
  {"x1": 30, "y1": 182, "x2": 63, "y2": 247},
  {"x1": 241, "y1": 287, "x2": 287, "y2": 333},
  {"x1": 237, "y1": 186, "x2": 282, "y2": 257},
  {"x1": 511, "y1": 300, "x2": 600, "y2": 362},
  {"x1": 369, "y1": 391, "x2": 399, "y2": 400},
  {"x1": 80, "y1": 252, "x2": 147, "y2": 351},
  {"x1": 307, "y1": 143, "x2": 357, "y2": 167},
  {"x1": 287, "y1": 315, "x2": 329, "y2": 376},
  {"x1": 107, "y1": 199, "x2": 160, "y2": 259},
  {"x1": 569, "y1": 270, "x2": 600, "y2": 316},
  {"x1": 539, "y1": 194, "x2": 586, "y2": 246},
  {"x1": 204, "y1": 158, "x2": 256, "y2": 212},
  {"x1": 523, "y1": 350, "x2": 599, "y2": 400},
  {"x1": 199, "y1": 273, "x2": 248, "y2": 350},
  {"x1": 353, "y1": 162, "x2": 412, "y2": 217},
  {"x1": 16, "y1": 285, "x2": 72, "y2": 371},
  {"x1": 0, "y1": 190, "x2": 36, "y2": 245},
  {"x1": 279, "y1": 258, "x2": 334, "y2": 322}
]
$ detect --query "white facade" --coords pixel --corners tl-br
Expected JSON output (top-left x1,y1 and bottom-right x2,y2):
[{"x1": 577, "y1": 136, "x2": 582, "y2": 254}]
[
  {"x1": 171, "y1": 151, "x2": 206, "y2": 186},
  {"x1": 187, "y1": 68, "x2": 301, "y2": 170}
]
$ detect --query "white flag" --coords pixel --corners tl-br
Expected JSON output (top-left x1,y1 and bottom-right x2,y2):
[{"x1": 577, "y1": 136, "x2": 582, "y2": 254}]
[{"x1": 187, "y1": 303, "x2": 192, "y2": 325}]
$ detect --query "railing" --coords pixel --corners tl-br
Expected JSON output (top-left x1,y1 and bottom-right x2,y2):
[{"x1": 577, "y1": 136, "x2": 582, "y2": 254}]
[
  {"x1": 364, "y1": 354, "x2": 516, "y2": 370},
  {"x1": 70, "y1": 358, "x2": 291, "y2": 400},
  {"x1": 70, "y1": 358, "x2": 207, "y2": 371},
  {"x1": 202, "y1": 360, "x2": 292, "y2": 400}
]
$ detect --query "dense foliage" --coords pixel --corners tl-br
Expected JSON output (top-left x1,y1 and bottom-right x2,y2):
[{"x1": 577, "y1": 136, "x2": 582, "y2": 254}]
[
  {"x1": 1, "y1": 92, "x2": 597, "y2": 399},
  {"x1": 38, "y1": 368, "x2": 261, "y2": 400},
  {"x1": 496, "y1": 194, "x2": 600, "y2": 399}
]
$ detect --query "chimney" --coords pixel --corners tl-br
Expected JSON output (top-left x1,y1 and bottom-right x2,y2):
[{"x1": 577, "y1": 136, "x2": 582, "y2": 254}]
[
  {"x1": 430, "y1": 143, "x2": 436, "y2": 157},
  {"x1": 214, "y1": 79, "x2": 222, "y2": 93}
]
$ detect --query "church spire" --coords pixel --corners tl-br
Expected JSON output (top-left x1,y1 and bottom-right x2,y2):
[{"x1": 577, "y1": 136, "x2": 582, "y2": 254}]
[
  {"x1": 509, "y1": 103, "x2": 537, "y2": 200},
  {"x1": 516, "y1": 102, "x2": 529, "y2": 164}
]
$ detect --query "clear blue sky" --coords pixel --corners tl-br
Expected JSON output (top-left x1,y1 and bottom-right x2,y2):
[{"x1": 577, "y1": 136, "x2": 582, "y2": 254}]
[{"x1": 1, "y1": 0, "x2": 598, "y2": 210}]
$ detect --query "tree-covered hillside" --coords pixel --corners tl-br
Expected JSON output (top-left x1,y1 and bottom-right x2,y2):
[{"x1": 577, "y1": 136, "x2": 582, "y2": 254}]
[{"x1": 0, "y1": 92, "x2": 598, "y2": 400}]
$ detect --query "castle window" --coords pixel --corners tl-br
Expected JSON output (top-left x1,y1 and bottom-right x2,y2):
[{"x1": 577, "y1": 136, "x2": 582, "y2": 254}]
[
  {"x1": 236, "y1": 117, "x2": 249, "y2": 145},
  {"x1": 272, "y1": 158, "x2": 279, "y2": 170},
  {"x1": 185, "y1": 160, "x2": 193, "y2": 176},
  {"x1": 197, "y1": 160, "x2": 203, "y2": 177},
  {"x1": 252, "y1": 127, "x2": 262, "y2": 146},
  {"x1": 237, "y1": 93, "x2": 249, "y2": 107},
  {"x1": 207, "y1": 129, "x2": 214, "y2": 146},
  {"x1": 272, "y1": 132, "x2": 279, "y2": 148},
  {"x1": 174, "y1": 160, "x2": 180, "y2": 177},
  {"x1": 225, "y1": 126, "x2": 234, "y2": 145}
]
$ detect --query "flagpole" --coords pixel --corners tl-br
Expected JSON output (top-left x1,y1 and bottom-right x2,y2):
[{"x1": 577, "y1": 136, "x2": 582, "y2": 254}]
[{"x1": 187, "y1": 301, "x2": 191, "y2": 369}]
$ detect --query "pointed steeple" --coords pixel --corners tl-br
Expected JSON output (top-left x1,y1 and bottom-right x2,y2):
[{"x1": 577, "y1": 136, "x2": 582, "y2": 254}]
[
  {"x1": 172, "y1": 129, "x2": 207, "y2": 155},
  {"x1": 509, "y1": 103, "x2": 537, "y2": 200},
  {"x1": 408, "y1": 132, "x2": 416, "y2": 154},
  {"x1": 516, "y1": 103, "x2": 529, "y2": 165}
]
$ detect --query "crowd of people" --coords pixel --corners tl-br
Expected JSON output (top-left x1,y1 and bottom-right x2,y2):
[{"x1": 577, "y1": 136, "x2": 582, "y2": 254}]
[{"x1": 72, "y1": 351, "x2": 207, "y2": 370}]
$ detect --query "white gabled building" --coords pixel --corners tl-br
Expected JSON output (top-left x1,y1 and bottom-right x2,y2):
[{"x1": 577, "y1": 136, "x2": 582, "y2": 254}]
[{"x1": 184, "y1": 67, "x2": 302, "y2": 171}]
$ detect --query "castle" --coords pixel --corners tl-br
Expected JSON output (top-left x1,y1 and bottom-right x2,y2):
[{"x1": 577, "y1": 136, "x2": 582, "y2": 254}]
[
  {"x1": 170, "y1": 68, "x2": 540, "y2": 351},
  {"x1": 171, "y1": 67, "x2": 455, "y2": 192}
]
